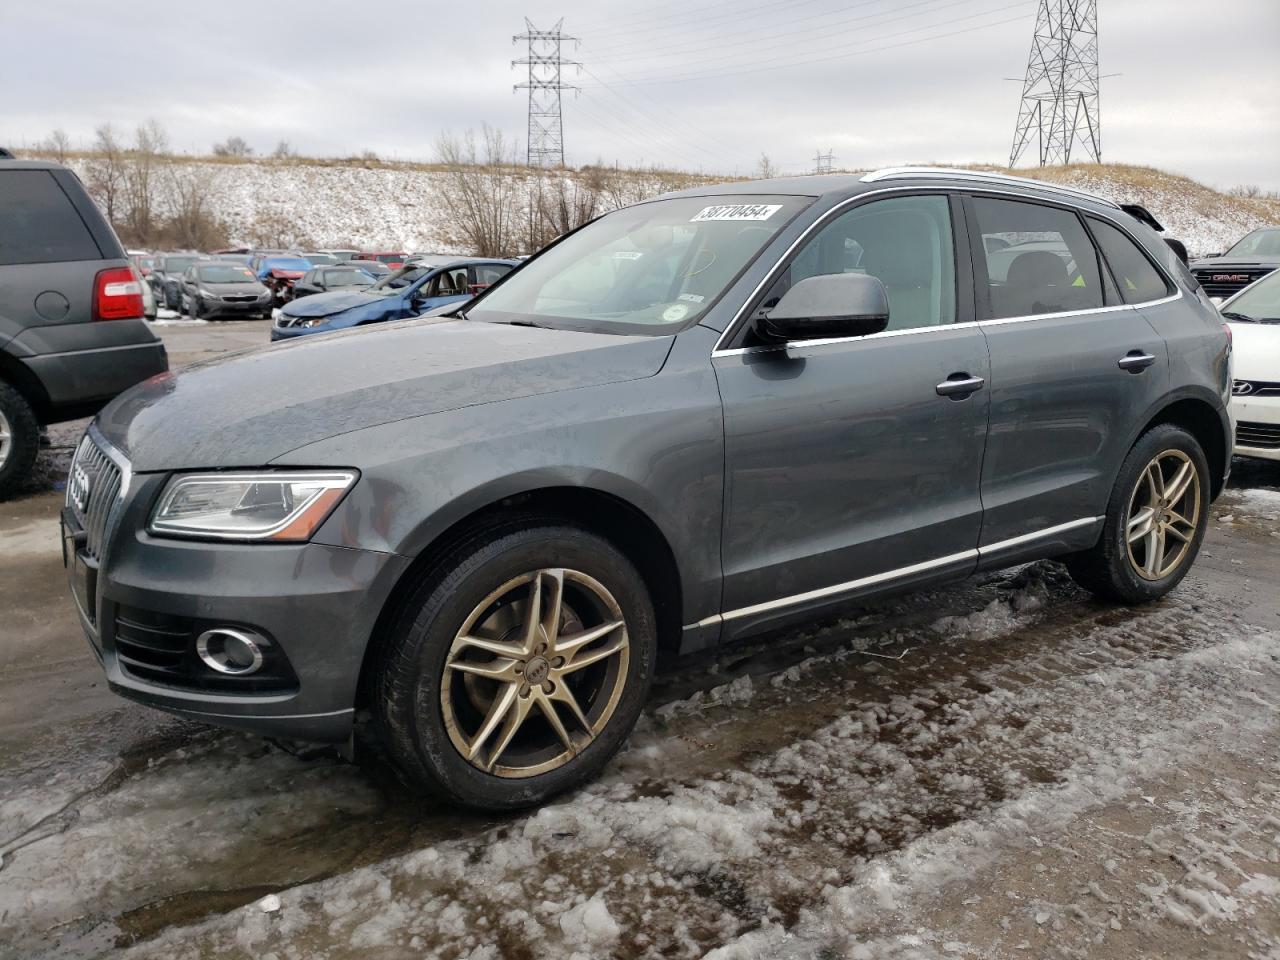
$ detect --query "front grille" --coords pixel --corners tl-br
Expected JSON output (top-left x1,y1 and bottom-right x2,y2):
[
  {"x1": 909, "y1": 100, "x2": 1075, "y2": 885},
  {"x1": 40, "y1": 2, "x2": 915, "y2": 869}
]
[
  {"x1": 1193, "y1": 266, "x2": 1275, "y2": 299},
  {"x1": 1233, "y1": 380, "x2": 1280, "y2": 398},
  {"x1": 222, "y1": 294, "x2": 258, "y2": 303},
  {"x1": 112, "y1": 605, "x2": 300, "y2": 694},
  {"x1": 68, "y1": 434, "x2": 125, "y2": 561},
  {"x1": 1237, "y1": 421, "x2": 1280, "y2": 449}
]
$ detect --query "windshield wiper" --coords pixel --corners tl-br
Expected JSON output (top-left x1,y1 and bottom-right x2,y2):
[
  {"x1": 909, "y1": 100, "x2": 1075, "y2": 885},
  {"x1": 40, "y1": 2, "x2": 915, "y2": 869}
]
[
  {"x1": 501, "y1": 318, "x2": 553, "y2": 328},
  {"x1": 1221, "y1": 311, "x2": 1256, "y2": 323}
]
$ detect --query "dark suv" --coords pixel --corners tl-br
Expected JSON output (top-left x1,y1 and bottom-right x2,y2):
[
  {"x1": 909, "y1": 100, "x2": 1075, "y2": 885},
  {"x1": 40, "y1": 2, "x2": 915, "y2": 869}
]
[
  {"x1": 0, "y1": 160, "x2": 168, "y2": 498},
  {"x1": 67, "y1": 169, "x2": 1230, "y2": 810}
]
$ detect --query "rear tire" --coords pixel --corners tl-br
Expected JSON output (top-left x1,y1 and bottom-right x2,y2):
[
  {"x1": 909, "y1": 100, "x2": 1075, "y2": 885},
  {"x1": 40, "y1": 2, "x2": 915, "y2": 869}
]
[
  {"x1": 1065, "y1": 423, "x2": 1209, "y2": 603},
  {"x1": 374, "y1": 522, "x2": 656, "y2": 811},
  {"x1": 0, "y1": 381, "x2": 40, "y2": 501}
]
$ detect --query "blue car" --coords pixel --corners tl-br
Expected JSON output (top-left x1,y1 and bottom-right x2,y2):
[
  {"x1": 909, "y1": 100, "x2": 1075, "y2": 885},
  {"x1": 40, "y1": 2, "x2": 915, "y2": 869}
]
[{"x1": 270, "y1": 258, "x2": 517, "y2": 341}]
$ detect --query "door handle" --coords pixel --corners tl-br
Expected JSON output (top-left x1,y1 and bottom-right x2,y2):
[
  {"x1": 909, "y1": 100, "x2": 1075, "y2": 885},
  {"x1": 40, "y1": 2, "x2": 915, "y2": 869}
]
[
  {"x1": 935, "y1": 373, "x2": 986, "y2": 399},
  {"x1": 1117, "y1": 350, "x2": 1156, "y2": 373}
]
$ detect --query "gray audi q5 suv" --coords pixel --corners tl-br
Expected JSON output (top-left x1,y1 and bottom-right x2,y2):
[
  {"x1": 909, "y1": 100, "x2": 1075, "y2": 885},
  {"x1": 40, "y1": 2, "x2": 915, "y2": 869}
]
[{"x1": 66, "y1": 168, "x2": 1231, "y2": 810}]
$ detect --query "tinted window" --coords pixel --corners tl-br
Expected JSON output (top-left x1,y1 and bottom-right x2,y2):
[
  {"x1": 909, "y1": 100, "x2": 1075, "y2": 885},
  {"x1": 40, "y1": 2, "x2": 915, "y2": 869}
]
[
  {"x1": 0, "y1": 171, "x2": 101, "y2": 266},
  {"x1": 971, "y1": 197, "x2": 1102, "y2": 319},
  {"x1": 759, "y1": 194, "x2": 956, "y2": 332},
  {"x1": 1087, "y1": 218, "x2": 1171, "y2": 304},
  {"x1": 473, "y1": 263, "x2": 512, "y2": 287}
]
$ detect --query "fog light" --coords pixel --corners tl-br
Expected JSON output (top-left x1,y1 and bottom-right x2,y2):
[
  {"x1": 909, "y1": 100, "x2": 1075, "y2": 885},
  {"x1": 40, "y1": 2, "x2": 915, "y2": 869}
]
[{"x1": 196, "y1": 627, "x2": 266, "y2": 675}]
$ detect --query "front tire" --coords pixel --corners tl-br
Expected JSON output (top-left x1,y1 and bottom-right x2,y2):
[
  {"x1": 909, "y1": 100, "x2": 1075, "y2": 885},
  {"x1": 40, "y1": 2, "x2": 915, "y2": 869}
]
[
  {"x1": 375, "y1": 522, "x2": 656, "y2": 811},
  {"x1": 0, "y1": 381, "x2": 40, "y2": 500},
  {"x1": 1066, "y1": 423, "x2": 1210, "y2": 603}
]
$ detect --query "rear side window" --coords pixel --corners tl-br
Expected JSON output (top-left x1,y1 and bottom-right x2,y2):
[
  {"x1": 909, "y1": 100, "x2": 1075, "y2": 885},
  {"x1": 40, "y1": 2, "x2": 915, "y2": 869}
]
[
  {"x1": 0, "y1": 171, "x2": 102, "y2": 266},
  {"x1": 473, "y1": 264, "x2": 512, "y2": 286},
  {"x1": 971, "y1": 196, "x2": 1102, "y2": 319},
  {"x1": 1087, "y1": 218, "x2": 1172, "y2": 304}
]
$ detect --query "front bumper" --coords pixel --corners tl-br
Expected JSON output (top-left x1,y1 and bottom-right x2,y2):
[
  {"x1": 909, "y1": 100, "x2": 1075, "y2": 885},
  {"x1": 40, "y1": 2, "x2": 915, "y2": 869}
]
[
  {"x1": 1233, "y1": 394, "x2": 1280, "y2": 462},
  {"x1": 64, "y1": 441, "x2": 410, "y2": 742},
  {"x1": 202, "y1": 298, "x2": 271, "y2": 319}
]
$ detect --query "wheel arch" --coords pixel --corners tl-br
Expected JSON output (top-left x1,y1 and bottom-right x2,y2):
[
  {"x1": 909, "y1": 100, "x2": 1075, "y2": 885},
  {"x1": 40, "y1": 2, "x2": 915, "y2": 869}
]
[
  {"x1": 1133, "y1": 391, "x2": 1230, "y2": 499},
  {"x1": 354, "y1": 483, "x2": 686, "y2": 711},
  {"x1": 0, "y1": 352, "x2": 52, "y2": 422}
]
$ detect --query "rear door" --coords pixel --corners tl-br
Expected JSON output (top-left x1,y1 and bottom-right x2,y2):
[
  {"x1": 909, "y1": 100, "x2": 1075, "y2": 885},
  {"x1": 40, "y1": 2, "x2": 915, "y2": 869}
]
[
  {"x1": 713, "y1": 192, "x2": 990, "y2": 637},
  {"x1": 966, "y1": 193, "x2": 1169, "y2": 565}
]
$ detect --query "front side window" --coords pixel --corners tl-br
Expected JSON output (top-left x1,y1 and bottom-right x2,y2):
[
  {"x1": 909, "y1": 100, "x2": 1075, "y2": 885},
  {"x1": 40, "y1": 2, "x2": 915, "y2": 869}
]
[
  {"x1": 466, "y1": 195, "x2": 812, "y2": 335},
  {"x1": 1087, "y1": 218, "x2": 1171, "y2": 304},
  {"x1": 972, "y1": 196, "x2": 1102, "y2": 319},
  {"x1": 428, "y1": 268, "x2": 469, "y2": 297},
  {"x1": 755, "y1": 194, "x2": 956, "y2": 332}
]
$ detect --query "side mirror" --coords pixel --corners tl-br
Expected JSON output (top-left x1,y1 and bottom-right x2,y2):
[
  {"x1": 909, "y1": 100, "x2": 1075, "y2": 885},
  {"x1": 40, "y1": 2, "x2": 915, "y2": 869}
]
[{"x1": 761, "y1": 272, "x2": 890, "y2": 342}]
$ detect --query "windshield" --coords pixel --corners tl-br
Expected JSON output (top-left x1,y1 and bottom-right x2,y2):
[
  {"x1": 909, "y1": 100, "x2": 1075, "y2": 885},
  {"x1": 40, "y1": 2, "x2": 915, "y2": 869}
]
[
  {"x1": 164, "y1": 256, "x2": 198, "y2": 272},
  {"x1": 375, "y1": 253, "x2": 405, "y2": 263},
  {"x1": 370, "y1": 265, "x2": 429, "y2": 291},
  {"x1": 1224, "y1": 270, "x2": 1280, "y2": 322},
  {"x1": 1227, "y1": 229, "x2": 1280, "y2": 258},
  {"x1": 304, "y1": 253, "x2": 338, "y2": 265},
  {"x1": 466, "y1": 195, "x2": 811, "y2": 334},
  {"x1": 198, "y1": 265, "x2": 257, "y2": 283},
  {"x1": 323, "y1": 268, "x2": 375, "y2": 286}
]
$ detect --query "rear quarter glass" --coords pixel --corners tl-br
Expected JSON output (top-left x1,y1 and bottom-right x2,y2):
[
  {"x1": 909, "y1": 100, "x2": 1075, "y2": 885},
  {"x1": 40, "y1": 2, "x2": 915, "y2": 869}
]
[{"x1": 0, "y1": 170, "x2": 102, "y2": 265}]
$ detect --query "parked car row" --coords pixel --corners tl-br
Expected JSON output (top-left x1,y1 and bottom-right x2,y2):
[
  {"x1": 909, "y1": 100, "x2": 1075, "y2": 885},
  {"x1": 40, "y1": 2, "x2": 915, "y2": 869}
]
[{"x1": 126, "y1": 247, "x2": 443, "y2": 319}]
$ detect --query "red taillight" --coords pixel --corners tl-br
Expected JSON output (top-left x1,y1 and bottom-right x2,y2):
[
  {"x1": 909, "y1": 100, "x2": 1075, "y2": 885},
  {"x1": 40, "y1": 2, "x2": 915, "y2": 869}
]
[{"x1": 94, "y1": 266, "x2": 144, "y2": 321}]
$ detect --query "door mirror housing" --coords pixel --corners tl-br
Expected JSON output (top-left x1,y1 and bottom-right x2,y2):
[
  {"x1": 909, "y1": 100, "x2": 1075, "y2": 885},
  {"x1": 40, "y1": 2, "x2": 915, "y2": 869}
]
[{"x1": 760, "y1": 272, "x2": 890, "y2": 342}]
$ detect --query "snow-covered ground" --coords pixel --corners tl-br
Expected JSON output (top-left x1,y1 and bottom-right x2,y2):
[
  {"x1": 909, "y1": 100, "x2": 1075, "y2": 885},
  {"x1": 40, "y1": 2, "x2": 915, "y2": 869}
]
[
  {"x1": 46, "y1": 154, "x2": 1280, "y2": 257},
  {"x1": 2, "y1": 484, "x2": 1279, "y2": 958}
]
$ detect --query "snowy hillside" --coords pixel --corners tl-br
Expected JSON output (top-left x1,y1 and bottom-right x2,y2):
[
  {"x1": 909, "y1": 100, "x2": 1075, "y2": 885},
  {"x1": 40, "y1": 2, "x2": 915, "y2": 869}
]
[{"x1": 41, "y1": 153, "x2": 1280, "y2": 257}]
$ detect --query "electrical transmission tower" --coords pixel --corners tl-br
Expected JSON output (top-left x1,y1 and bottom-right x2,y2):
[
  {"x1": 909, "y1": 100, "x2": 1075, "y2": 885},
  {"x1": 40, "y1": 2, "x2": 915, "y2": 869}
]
[
  {"x1": 813, "y1": 149, "x2": 835, "y2": 175},
  {"x1": 513, "y1": 19, "x2": 580, "y2": 168},
  {"x1": 1008, "y1": 0, "x2": 1101, "y2": 168}
]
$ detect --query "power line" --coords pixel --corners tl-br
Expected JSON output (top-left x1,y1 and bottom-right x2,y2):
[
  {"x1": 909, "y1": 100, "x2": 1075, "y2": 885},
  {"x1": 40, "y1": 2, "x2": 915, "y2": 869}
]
[
  {"x1": 813, "y1": 149, "x2": 835, "y2": 175},
  {"x1": 1008, "y1": 0, "x2": 1100, "y2": 166},
  {"x1": 581, "y1": 4, "x2": 1034, "y2": 87},
  {"x1": 513, "y1": 19, "x2": 580, "y2": 167}
]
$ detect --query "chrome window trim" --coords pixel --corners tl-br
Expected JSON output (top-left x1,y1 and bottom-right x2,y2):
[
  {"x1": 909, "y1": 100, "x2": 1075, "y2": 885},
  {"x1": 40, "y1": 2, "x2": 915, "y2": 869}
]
[
  {"x1": 710, "y1": 185, "x2": 1183, "y2": 359},
  {"x1": 858, "y1": 167, "x2": 1122, "y2": 209},
  {"x1": 685, "y1": 516, "x2": 1102, "y2": 629}
]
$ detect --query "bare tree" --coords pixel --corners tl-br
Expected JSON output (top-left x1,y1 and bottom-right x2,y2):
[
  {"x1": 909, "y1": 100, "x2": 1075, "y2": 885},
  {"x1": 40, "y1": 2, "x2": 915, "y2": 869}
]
[
  {"x1": 756, "y1": 153, "x2": 778, "y2": 179},
  {"x1": 86, "y1": 124, "x2": 126, "y2": 224},
  {"x1": 40, "y1": 128, "x2": 72, "y2": 163},
  {"x1": 122, "y1": 119, "x2": 168, "y2": 245},
  {"x1": 435, "y1": 127, "x2": 524, "y2": 257},
  {"x1": 165, "y1": 165, "x2": 227, "y2": 249},
  {"x1": 522, "y1": 173, "x2": 599, "y2": 252},
  {"x1": 212, "y1": 135, "x2": 253, "y2": 158},
  {"x1": 272, "y1": 140, "x2": 295, "y2": 160}
]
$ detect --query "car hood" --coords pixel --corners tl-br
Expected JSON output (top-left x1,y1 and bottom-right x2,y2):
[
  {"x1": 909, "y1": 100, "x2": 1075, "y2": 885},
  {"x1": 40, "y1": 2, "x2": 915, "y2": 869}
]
[
  {"x1": 203, "y1": 281, "x2": 267, "y2": 296},
  {"x1": 95, "y1": 318, "x2": 674, "y2": 470},
  {"x1": 1227, "y1": 319, "x2": 1280, "y2": 381},
  {"x1": 282, "y1": 290, "x2": 388, "y2": 317},
  {"x1": 1191, "y1": 256, "x2": 1280, "y2": 269}
]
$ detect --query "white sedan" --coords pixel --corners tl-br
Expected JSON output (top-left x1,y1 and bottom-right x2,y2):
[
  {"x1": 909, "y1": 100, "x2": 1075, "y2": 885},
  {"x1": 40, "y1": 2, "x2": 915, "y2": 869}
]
[{"x1": 1221, "y1": 269, "x2": 1280, "y2": 461}]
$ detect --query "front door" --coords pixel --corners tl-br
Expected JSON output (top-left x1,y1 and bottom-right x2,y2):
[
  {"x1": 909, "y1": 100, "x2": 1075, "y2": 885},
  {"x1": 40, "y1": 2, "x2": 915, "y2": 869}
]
[{"x1": 713, "y1": 193, "x2": 990, "y2": 637}]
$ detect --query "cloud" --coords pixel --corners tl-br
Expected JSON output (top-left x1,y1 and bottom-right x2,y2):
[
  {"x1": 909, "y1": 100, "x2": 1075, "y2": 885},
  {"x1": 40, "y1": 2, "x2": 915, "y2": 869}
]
[{"x1": 2, "y1": 0, "x2": 1277, "y2": 189}]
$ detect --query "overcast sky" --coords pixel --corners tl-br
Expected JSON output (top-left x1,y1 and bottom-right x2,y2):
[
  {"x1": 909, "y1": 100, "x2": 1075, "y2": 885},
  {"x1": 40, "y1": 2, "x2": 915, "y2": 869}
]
[{"x1": 3, "y1": 0, "x2": 1278, "y2": 190}]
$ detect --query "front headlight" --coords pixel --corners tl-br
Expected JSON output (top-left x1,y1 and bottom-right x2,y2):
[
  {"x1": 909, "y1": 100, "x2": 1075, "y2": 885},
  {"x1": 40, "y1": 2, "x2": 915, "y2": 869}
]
[
  {"x1": 199, "y1": 288, "x2": 218, "y2": 299},
  {"x1": 149, "y1": 471, "x2": 358, "y2": 541},
  {"x1": 298, "y1": 317, "x2": 330, "y2": 328}
]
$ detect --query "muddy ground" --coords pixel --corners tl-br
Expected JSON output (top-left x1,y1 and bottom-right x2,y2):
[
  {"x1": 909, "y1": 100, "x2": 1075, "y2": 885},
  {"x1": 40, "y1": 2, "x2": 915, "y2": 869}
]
[{"x1": 1, "y1": 319, "x2": 1279, "y2": 959}]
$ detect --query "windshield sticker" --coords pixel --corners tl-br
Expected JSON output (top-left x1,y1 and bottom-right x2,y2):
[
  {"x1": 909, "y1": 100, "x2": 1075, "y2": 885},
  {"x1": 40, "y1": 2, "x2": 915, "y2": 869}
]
[
  {"x1": 678, "y1": 293, "x2": 705, "y2": 303},
  {"x1": 612, "y1": 251, "x2": 644, "y2": 260},
  {"x1": 662, "y1": 304, "x2": 690, "y2": 322},
  {"x1": 690, "y1": 203, "x2": 783, "y2": 223}
]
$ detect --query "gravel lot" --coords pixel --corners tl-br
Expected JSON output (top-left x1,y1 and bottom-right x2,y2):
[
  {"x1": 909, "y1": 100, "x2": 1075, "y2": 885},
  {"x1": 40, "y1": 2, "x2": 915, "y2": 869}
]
[{"x1": 2, "y1": 319, "x2": 1278, "y2": 959}]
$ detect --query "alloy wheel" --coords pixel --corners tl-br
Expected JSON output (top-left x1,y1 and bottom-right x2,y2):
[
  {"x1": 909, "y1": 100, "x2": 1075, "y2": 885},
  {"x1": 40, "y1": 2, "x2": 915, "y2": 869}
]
[
  {"x1": 1125, "y1": 448, "x2": 1200, "y2": 581},
  {"x1": 0, "y1": 407, "x2": 10, "y2": 470},
  {"x1": 440, "y1": 568, "x2": 630, "y2": 778}
]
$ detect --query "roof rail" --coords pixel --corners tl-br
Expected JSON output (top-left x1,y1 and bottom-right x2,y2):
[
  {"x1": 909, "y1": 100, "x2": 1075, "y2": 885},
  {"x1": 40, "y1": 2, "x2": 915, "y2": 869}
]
[{"x1": 859, "y1": 167, "x2": 1120, "y2": 209}]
